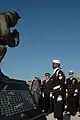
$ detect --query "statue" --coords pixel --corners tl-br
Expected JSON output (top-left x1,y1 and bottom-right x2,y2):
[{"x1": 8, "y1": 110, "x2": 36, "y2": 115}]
[{"x1": 0, "y1": 11, "x2": 21, "y2": 78}]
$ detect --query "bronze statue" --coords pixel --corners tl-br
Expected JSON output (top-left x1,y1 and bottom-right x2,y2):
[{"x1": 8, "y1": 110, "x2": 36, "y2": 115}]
[
  {"x1": 0, "y1": 11, "x2": 21, "y2": 63},
  {"x1": 0, "y1": 11, "x2": 21, "y2": 77}
]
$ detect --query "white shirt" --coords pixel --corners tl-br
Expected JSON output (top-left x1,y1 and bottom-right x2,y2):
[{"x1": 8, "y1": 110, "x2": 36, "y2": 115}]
[{"x1": 46, "y1": 79, "x2": 50, "y2": 83}]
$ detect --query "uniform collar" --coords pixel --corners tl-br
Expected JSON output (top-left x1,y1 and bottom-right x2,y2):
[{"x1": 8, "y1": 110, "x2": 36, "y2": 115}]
[{"x1": 54, "y1": 67, "x2": 59, "y2": 73}]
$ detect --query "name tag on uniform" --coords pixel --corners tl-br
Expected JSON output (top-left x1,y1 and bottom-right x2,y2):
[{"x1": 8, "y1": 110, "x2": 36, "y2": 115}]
[{"x1": 53, "y1": 85, "x2": 60, "y2": 90}]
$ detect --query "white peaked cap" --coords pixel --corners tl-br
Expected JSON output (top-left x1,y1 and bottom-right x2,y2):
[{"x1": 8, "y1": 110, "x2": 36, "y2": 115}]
[
  {"x1": 69, "y1": 70, "x2": 74, "y2": 73},
  {"x1": 52, "y1": 60, "x2": 60, "y2": 64}
]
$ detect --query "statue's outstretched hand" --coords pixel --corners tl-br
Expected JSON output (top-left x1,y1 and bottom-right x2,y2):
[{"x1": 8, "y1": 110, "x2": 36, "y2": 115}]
[{"x1": 12, "y1": 29, "x2": 20, "y2": 46}]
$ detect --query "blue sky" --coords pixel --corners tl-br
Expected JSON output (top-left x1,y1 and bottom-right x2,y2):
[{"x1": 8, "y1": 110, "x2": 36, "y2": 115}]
[{"x1": 1, "y1": 0, "x2": 80, "y2": 80}]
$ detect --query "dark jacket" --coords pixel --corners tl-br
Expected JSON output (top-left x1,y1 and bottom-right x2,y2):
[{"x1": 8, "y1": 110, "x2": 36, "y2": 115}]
[
  {"x1": 42, "y1": 79, "x2": 53, "y2": 96},
  {"x1": 52, "y1": 69, "x2": 65, "y2": 97},
  {"x1": 66, "y1": 77, "x2": 78, "y2": 96}
]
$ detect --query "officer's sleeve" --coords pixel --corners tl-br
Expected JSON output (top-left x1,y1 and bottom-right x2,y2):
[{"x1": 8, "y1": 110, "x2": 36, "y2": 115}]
[
  {"x1": 57, "y1": 71, "x2": 65, "y2": 95},
  {"x1": 41, "y1": 81, "x2": 45, "y2": 92},
  {"x1": 65, "y1": 79, "x2": 68, "y2": 93},
  {"x1": 74, "y1": 78, "x2": 78, "y2": 94},
  {"x1": 75, "y1": 78, "x2": 78, "y2": 83},
  {"x1": 49, "y1": 75, "x2": 54, "y2": 93}
]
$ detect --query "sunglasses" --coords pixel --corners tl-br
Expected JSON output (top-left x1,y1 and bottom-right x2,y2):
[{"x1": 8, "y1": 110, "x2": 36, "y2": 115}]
[{"x1": 69, "y1": 73, "x2": 73, "y2": 75}]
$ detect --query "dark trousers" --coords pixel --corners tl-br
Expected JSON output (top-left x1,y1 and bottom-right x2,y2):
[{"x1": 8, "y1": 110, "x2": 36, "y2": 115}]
[
  {"x1": 44, "y1": 96, "x2": 50, "y2": 113},
  {"x1": 54, "y1": 96, "x2": 64, "y2": 120},
  {"x1": 79, "y1": 99, "x2": 80, "y2": 113},
  {"x1": 67, "y1": 96, "x2": 78, "y2": 116},
  {"x1": 39, "y1": 95, "x2": 45, "y2": 110},
  {"x1": 78, "y1": 92, "x2": 80, "y2": 117},
  {"x1": 39, "y1": 95, "x2": 50, "y2": 113},
  {"x1": 48, "y1": 97, "x2": 54, "y2": 113}
]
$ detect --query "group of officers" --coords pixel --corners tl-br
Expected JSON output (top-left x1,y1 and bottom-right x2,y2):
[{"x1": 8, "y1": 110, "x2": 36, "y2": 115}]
[{"x1": 30, "y1": 60, "x2": 80, "y2": 120}]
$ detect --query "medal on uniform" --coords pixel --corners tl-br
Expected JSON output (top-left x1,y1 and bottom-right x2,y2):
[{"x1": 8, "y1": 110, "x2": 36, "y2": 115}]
[{"x1": 59, "y1": 74, "x2": 63, "y2": 79}]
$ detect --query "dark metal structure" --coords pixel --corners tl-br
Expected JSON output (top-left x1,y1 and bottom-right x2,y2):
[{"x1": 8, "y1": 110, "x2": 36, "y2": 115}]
[{"x1": 0, "y1": 78, "x2": 47, "y2": 120}]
